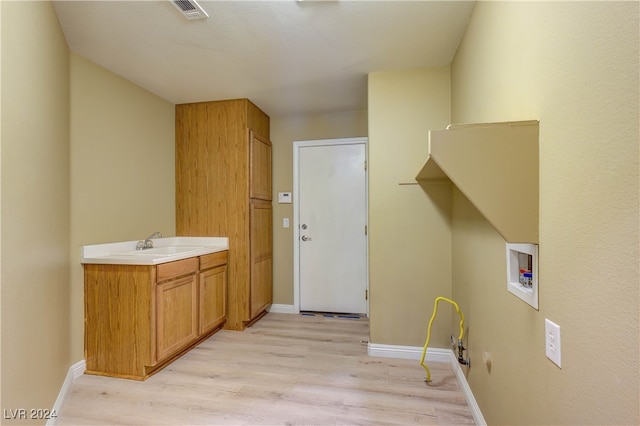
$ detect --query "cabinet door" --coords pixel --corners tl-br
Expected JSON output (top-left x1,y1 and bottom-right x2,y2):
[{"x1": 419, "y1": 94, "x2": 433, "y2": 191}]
[
  {"x1": 199, "y1": 265, "x2": 227, "y2": 335},
  {"x1": 249, "y1": 131, "x2": 272, "y2": 201},
  {"x1": 250, "y1": 202, "x2": 273, "y2": 319},
  {"x1": 156, "y1": 274, "x2": 198, "y2": 362}
]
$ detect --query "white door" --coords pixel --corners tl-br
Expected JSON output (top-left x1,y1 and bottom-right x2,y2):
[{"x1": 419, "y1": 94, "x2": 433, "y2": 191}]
[{"x1": 297, "y1": 141, "x2": 367, "y2": 314}]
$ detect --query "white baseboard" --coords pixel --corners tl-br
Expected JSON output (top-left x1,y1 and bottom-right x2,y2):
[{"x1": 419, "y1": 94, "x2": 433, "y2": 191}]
[
  {"x1": 448, "y1": 351, "x2": 487, "y2": 426},
  {"x1": 267, "y1": 304, "x2": 296, "y2": 314},
  {"x1": 367, "y1": 343, "x2": 451, "y2": 363},
  {"x1": 367, "y1": 343, "x2": 486, "y2": 426},
  {"x1": 47, "y1": 360, "x2": 86, "y2": 425}
]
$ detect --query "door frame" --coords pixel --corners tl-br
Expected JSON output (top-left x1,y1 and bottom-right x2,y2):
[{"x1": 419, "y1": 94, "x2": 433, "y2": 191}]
[{"x1": 292, "y1": 137, "x2": 369, "y2": 315}]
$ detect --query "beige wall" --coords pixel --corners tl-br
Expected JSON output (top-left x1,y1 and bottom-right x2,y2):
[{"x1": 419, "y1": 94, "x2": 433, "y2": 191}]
[
  {"x1": 450, "y1": 2, "x2": 639, "y2": 424},
  {"x1": 1, "y1": 1, "x2": 71, "y2": 420},
  {"x1": 368, "y1": 68, "x2": 453, "y2": 347},
  {"x1": 270, "y1": 110, "x2": 368, "y2": 305},
  {"x1": 70, "y1": 53, "x2": 176, "y2": 360},
  {"x1": 0, "y1": 0, "x2": 3, "y2": 410}
]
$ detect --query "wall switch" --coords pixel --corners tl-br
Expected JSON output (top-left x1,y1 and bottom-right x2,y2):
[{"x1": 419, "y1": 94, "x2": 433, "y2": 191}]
[
  {"x1": 545, "y1": 318, "x2": 561, "y2": 368},
  {"x1": 283, "y1": 218, "x2": 289, "y2": 228}
]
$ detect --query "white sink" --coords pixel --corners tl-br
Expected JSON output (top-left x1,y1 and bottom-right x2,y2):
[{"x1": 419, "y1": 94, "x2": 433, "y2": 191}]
[
  {"x1": 81, "y1": 237, "x2": 229, "y2": 265},
  {"x1": 116, "y1": 246, "x2": 207, "y2": 256}
]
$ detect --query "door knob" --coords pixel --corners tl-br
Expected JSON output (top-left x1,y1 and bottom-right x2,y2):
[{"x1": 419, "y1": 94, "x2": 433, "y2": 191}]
[{"x1": 301, "y1": 235, "x2": 312, "y2": 242}]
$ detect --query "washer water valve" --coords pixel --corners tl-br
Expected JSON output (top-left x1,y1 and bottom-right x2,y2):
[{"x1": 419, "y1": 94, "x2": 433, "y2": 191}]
[
  {"x1": 457, "y1": 339, "x2": 470, "y2": 367},
  {"x1": 451, "y1": 335, "x2": 470, "y2": 366}
]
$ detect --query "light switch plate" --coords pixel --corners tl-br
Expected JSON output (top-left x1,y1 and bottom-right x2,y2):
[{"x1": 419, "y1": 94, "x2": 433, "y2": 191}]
[
  {"x1": 283, "y1": 218, "x2": 289, "y2": 228},
  {"x1": 545, "y1": 318, "x2": 561, "y2": 368}
]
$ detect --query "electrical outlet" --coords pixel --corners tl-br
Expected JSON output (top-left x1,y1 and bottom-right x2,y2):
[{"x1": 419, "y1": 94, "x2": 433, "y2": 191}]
[{"x1": 545, "y1": 318, "x2": 561, "y2": 368}]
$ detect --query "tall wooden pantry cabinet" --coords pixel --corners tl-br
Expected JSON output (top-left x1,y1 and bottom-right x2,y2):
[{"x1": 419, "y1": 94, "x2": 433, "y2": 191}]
[{"x1": 175, "y1": 99, "x2": 272, "y2": 330}]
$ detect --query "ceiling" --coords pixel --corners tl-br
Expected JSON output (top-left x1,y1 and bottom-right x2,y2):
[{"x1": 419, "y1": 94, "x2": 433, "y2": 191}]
[{"x1": 53, "y1": 0, "x2": 476, "y2": 117}]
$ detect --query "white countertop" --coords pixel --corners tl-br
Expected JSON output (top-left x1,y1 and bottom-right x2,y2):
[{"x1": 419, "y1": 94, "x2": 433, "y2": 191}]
[{"x1": 81, "y1": 236, "x2": 229, "y2": 265}]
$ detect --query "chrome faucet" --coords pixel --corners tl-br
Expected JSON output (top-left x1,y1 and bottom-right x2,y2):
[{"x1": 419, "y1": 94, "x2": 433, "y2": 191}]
[{"x1": 136, "y1": 231, "x2": 162, "y2": 250}]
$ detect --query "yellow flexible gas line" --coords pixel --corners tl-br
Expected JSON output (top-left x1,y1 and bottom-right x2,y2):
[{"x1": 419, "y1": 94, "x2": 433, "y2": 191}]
[{"x1": 420, "y1": 296, "x2": 465, "y2": 382}]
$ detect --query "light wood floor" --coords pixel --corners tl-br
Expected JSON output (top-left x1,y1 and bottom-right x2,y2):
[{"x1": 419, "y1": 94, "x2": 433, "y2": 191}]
[{"x1": 57, "y1": 313, "x2": 474, "y2": 425}]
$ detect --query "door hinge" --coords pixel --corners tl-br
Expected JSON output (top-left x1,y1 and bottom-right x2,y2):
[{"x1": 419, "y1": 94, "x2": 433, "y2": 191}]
[
  {"x1": 365, "y1": 225, "x2": 368, "y2": 235},
  {"x1": 364, "y1": 160, "x2": 367, "y2": 171},
  {"x1": 365, "y1": 289, "x2": 368, "y2": 300}
]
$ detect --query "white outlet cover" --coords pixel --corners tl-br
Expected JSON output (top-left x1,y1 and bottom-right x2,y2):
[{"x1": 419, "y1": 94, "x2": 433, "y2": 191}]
[{"x1": 545, "y1": 318, "x2": 561, "y2": 368}]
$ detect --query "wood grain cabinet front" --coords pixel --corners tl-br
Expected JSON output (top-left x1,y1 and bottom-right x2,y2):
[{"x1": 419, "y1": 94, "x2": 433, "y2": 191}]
[
  {"x1": 83, "y1": 250, "x2": 228, "y2": 380},
  {"x1": 249, "y1": 131, "x2": 272, "y2": 201},
  {"x1": 199, "y1": 251, "x2": 228, "y2": 335},
  {"x1": 155, "y1": 274, "x2": 198, "y2": 362},
  {"x1": 250, "y1": 202, "x2": 273, "y2": 319},
  {"x1": 176, "y1": 99, "x2": 273, "y2": 330}
]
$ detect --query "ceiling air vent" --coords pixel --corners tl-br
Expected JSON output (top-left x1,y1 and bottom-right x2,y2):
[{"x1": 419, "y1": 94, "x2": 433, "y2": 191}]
[{"x1": 170, "y1": 0, "x2": 209, "y2": 20}]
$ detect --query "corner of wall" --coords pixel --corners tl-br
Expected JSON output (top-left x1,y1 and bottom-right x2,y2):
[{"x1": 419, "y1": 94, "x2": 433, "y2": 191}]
[{"x1": 367, "y1": 68, "x2": 453, "y2": 348}]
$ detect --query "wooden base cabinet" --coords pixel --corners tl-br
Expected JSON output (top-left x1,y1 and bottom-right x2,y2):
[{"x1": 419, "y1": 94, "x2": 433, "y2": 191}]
[
  {"x1": 199, "y1": 251, "x2": 228, "y2": 335},
  {"x1": 176, "y1": 98, "x2": 273, "y2": 330},
  {"x1": 84, "y1": 251, "x2": 228, "y2": 380}
]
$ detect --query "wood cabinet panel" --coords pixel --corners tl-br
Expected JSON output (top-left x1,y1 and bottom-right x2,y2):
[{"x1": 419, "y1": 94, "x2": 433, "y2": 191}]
[
  {"x1": 176, "y1": 100, "x2": 249, "y2": 237},
  {"x1": 250, "y1": 257, "x2": 272, "y2": 320},
  {"x1": 176, "y1": 98, "x2": 272, "y2": 330},
  {"x1": 250, "y1": 202, "x2": 273, "y2": 318},
  {"x1": 156, "y1": 257, "x2": 198, "y2": 283},
  {"x1": 199, "y1": 265, "x2": 227, "y2": 335},
  {"x1": 84, "y1": 264, "x2": 155, "y2": 379},
  {"x1": 155, "y1": 274, "x2": 198, "y2": 361},
  {"x1": 247, "y1": 99, "x2": 270, "y2": 138},
  {"x1": 249, "y1": 131, "x2": 272, "y2": 201},
  {"x1": 200, "y1": 250, "x2": 228, "y2": 270}
]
